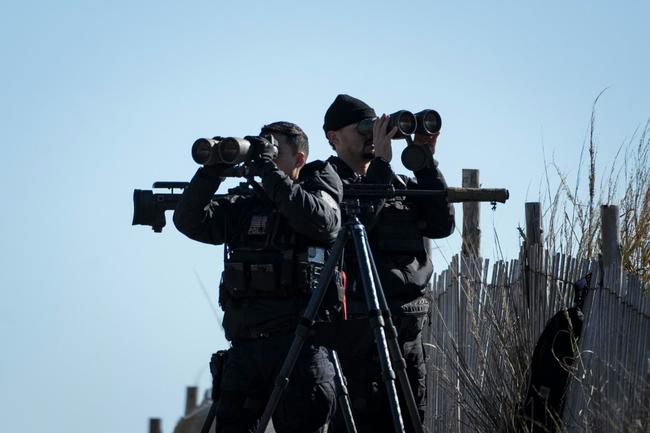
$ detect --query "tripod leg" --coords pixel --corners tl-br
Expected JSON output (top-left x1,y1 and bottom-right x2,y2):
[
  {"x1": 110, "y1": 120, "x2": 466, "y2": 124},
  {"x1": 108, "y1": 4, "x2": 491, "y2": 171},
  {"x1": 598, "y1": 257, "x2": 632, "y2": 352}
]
[
  {"x1": 329, "y1": 349, "x2": 358, "y2": 433},
  {"x1": 254, "y1": 228, "x2": 349, "y2": 433},
  {"x1": 362, "y1": 234, "x2": 426, "y2": 433},
  {"x1": 199, "y1": 402, "x2": 217, "y2": 433},
  {"x1": 349, "y1": 217, "x2": 405, "y2": 433}
]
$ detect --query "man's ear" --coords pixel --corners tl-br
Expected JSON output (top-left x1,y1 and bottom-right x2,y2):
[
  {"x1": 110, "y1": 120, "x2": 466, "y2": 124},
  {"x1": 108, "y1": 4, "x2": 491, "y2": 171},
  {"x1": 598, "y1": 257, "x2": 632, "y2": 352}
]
[
  {"x1": 326, "y1": 131, "x2": 339, "y2": 149},
  {"x1": 295, "y1": 151, "x2": 306, "y2": 168}
]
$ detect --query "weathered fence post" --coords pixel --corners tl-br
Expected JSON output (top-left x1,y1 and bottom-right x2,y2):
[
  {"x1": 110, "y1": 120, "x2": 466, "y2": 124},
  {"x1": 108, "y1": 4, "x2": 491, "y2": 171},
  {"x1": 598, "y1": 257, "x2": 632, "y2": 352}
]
[
  {"x1": 462, "y1": 169, "x2": 481, "y2": 259},
  {"x1": 600, "y1": 205, "x2": 621, "y2": 268},
  {"x1": 149, "y1": 418, "x2": 162, "y2": 433},
  {"x1": 458, "y1": 169, "x2": 481, "y2": 433},
  {"x1": 524, "y1": 202, "x2": 543, "y2": 342},
  {"x1": 460, "y1": 168, "x2": 481, "y2": 307},
  {"x1": 525, "y1": 202, "x2": 542, "y2": 245},
  {"x1": 185, "y1": 386, "x2": 198, "y2": 416}
]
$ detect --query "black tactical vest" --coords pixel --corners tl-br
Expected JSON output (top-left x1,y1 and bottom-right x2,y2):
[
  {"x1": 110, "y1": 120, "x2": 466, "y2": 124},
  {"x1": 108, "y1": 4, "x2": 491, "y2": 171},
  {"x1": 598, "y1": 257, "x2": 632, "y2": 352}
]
[
  {"x1": 370, "y1": 197, "x2": 428, "y2": 254},
  {"x1": 220, "y1": 200, "x2": 329, "y2": 300}
]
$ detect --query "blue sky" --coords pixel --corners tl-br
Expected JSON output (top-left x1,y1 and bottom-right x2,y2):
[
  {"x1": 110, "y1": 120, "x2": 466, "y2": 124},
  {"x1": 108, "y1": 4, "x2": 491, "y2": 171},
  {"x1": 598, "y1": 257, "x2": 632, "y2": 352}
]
[{"x1": 1, "y1": 1, "x2": 648, "y2": 432}]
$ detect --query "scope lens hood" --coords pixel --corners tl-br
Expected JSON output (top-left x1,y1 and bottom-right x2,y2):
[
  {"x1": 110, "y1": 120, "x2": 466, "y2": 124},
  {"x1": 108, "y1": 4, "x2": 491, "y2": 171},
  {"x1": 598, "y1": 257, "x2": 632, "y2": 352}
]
[{"x1": 401, "y1": 145, "x2": 428, "y2": 172}]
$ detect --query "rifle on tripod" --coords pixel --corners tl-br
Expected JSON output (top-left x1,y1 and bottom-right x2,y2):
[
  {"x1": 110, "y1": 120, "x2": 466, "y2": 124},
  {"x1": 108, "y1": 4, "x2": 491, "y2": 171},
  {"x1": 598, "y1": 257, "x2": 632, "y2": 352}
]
[{"x1": 132, "y1": 181, "x2": 509, "y2": 232}]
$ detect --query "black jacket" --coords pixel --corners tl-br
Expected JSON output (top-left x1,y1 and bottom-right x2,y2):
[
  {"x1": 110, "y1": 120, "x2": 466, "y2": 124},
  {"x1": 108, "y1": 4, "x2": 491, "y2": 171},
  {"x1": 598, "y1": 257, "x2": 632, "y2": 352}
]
[
  {"x1": 173, "y1": 159, "x2": 343, "y2": 341},
  {"x1": 328, "y1": 155, "x2": 455, "y2": 309}
]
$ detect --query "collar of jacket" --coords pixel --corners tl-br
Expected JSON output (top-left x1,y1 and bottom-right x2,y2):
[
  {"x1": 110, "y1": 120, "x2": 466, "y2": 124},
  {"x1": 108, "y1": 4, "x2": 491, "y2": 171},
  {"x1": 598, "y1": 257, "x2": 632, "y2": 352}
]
[{"x1": 326, "y1": 156, "x2": 364, "y2": 183}]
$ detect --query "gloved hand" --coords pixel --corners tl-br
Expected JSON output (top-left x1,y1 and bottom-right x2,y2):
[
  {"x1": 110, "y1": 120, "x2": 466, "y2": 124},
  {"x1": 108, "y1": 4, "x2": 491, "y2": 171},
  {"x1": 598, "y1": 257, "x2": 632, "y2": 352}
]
[
  {"x1": 245, "y1": 135, "x2": 278, "y2": 160},
  {"x1": 245, "y1": 135, "x2": 278, "y2": 178}
]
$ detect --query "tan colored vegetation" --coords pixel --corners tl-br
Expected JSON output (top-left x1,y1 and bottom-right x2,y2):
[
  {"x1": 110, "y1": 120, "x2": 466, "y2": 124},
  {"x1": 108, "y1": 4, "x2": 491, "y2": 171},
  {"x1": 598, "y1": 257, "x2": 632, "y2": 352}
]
[{"x1": 543, "y1": 91, "x2": 649, "y2": 282}]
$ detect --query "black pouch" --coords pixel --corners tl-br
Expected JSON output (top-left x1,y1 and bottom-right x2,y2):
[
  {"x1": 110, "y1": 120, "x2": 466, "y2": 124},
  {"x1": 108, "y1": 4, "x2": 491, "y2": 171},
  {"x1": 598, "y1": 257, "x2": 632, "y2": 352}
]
[
  {"x1": 280, "y1": 250, "x2": 294, "y2": 289},
  {"x1": 249, "y1": 263, "x2": 278, "y2": 293},
  {"x1": 291, "y1": 262, "x2": 310, "y2": 293},
  {"x1": 222, "y1": 262, "x2": 247, "y2": 297}
]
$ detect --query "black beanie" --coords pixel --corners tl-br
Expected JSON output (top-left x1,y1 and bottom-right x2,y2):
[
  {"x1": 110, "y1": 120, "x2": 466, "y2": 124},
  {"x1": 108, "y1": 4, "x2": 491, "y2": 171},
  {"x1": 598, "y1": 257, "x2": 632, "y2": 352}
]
[{"x1": 323, "y1": 94, "x2": 376, "y2": 132}]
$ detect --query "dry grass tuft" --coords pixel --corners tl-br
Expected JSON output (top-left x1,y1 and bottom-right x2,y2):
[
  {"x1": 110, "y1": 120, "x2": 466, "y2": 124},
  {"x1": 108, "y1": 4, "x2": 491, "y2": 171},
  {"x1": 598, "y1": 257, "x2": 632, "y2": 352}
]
[{"x1": 542, "y1": 92, "x2": 650, "y2": 282}]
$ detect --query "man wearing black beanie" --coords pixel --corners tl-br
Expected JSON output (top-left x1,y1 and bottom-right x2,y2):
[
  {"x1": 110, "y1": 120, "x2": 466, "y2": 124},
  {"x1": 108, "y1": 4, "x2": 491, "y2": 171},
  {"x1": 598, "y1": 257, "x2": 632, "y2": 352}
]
[{"x1": 322, "y1": 94, "x2": 455, "y2": 433}]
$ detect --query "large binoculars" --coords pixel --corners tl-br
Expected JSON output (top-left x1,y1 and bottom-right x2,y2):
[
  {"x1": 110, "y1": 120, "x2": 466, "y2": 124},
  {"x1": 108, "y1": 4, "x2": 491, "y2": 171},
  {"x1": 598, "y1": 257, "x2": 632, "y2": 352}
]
[
  {"x1": 357, "y1": 109, "x2": 441, "y2": 139},
  {"x1": 191, "y1": 135, "x2": 277, "y2": 166}
]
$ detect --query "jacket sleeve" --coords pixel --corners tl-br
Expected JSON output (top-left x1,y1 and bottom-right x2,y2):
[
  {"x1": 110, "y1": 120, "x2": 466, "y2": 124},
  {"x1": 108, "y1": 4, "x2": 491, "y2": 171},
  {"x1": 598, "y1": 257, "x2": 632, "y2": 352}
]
[
  {"x1": 406, "y1": 159, "x2": 456, "y2": 239},
  {"x1": 256, "y1": 159, "x2": 343, "y2": 244},
  {"x1": 172, "y1": 167, "x2": 241, "y2": 245},
  {"x1": 365, "y1": 157, "x2": 395, "y2": 184}
]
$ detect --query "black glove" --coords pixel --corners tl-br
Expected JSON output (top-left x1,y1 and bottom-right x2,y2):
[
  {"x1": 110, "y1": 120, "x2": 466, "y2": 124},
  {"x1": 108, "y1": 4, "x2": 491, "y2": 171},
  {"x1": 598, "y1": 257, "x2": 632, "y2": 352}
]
[
  {"x1": 245, "y1": 135, "x2": 278, "y2": 178},
  {"x1": 245, "y1": 135, "x2": 278, "y2": 161}
]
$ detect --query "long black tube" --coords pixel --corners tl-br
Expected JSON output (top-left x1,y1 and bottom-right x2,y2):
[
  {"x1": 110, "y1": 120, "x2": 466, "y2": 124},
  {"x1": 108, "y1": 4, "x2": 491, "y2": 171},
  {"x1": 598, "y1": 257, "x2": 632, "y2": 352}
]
[{"x1": 132, "y1": 184, "x2": 509, "y2": 232}]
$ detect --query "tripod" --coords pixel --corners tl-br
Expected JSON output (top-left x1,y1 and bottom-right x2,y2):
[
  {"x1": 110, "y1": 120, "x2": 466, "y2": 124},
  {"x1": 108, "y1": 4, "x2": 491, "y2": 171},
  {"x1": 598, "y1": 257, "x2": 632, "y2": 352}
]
[{"x1": 254, "y1": 200, "x2": 425, "y2": 433}]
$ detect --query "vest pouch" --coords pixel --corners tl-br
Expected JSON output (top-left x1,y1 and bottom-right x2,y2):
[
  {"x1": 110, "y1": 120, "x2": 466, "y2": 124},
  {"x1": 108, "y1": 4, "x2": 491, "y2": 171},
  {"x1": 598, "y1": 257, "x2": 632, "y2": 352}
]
[
  {"x1": 280, "y1": 250, "x2": 294, "y2": 289},
  {"x1": 293, "y1": 247, "x2": 325, "y2": 294},
  {"x1": 292, "y1": 263, "x2": 310, "y2": 293},
  {"x1": 249, "y1": 263, "x2": 279, "y2": 293},
  {"x1": 223, "y1": 262, "x2": 247, "y2": 297}
]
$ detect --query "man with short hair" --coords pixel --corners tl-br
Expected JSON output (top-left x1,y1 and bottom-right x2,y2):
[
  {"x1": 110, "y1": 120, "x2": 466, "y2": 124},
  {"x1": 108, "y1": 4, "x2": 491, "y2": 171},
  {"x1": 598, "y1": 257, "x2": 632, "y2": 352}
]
[
  {"x1": 323, "y1": 94, "x2": 455, "y2": 432},
  {"x1": 174, "y1": 121, "x2": 342, "y2": 433}
]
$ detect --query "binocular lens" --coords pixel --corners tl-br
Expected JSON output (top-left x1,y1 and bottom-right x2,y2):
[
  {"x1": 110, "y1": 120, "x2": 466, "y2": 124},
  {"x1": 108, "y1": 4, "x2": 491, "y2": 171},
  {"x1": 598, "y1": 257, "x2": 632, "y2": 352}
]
[
  {"x1": 415, "y1": 110, "x2": 442, "y2": 135},
  {"x1": 219, "y1": 138, "x2": 248, "y2": 165},
  {"x1": 192, "y1": 138, "x2": 216, "y2": 165},
  {"x1": 394, "y1": 110, "x2": 417, "y2": 136}
]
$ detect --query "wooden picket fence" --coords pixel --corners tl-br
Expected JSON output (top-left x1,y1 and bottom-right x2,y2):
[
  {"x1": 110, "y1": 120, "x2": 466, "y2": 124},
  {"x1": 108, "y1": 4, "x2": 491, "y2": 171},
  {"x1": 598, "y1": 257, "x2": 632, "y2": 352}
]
[{"x1": 423, "y1": 204, "x2": 649, "y2": 432}]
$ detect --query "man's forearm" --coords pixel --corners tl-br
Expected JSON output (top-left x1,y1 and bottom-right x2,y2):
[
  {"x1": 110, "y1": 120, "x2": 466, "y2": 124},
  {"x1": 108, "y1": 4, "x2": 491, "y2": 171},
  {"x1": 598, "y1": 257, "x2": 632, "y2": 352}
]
[{"x1": 173, "y1": 168, "x2": 228, "y2": 244}]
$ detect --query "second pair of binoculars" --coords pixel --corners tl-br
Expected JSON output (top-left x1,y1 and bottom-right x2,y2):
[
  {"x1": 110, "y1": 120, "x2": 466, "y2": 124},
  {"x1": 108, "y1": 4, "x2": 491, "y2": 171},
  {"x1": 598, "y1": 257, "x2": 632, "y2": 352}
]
[{"x1": 357, "y1": 109, "x2": 441, "y2": 139}]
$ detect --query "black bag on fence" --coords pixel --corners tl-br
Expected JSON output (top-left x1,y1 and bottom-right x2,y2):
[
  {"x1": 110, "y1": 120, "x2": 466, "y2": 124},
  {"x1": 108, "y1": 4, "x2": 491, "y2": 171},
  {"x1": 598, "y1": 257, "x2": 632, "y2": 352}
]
[{"x1": 521, "y1": 274, "x2": 591, "y2": 433}]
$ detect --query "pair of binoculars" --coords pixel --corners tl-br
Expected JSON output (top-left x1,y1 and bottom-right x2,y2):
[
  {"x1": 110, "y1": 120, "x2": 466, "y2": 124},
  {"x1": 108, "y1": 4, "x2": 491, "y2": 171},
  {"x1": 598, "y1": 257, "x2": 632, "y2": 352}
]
[
  {"x1": 357, "y1": 109, "x2": 441, "y2": 139},
  {"x1": 191, "y1": 135, "x2": 277, "y2": 166}
]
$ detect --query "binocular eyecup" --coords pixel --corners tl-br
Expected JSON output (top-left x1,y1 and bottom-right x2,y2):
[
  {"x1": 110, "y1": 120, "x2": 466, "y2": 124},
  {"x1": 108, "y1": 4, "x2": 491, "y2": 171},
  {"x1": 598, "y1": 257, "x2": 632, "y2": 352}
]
[{"x1": 356, "y1": 109, "x2": 442, "y2": 139}]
